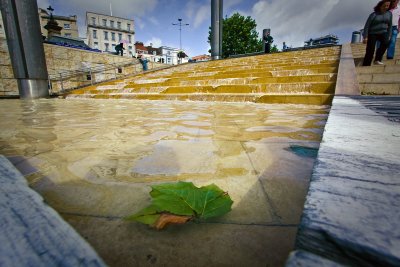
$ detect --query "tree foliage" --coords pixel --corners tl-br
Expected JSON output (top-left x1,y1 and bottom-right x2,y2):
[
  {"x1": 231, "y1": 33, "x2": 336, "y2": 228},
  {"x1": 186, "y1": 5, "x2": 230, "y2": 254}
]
[
  {"x1": 208, "y1": 12, "x2": 263, "y2": 58},
  {"x1": 271, "y1": 44, "x2": 279, "y2": 53}
]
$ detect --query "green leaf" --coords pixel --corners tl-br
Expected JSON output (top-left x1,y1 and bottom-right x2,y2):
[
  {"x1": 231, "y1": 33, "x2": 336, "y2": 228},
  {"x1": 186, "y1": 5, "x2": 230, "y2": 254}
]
[
  {"x1": 125, "y1": 205, "x2": 161, "y2": 225},
  {"x1": 152, "y1": 194, "x2": 196, "y2": 216},
  {"x1": 197, "y1": 184, "x2": 233, "y2": 219},
  {"x1": 126, "y1": 182, "x2": 233, "y2": 229}
]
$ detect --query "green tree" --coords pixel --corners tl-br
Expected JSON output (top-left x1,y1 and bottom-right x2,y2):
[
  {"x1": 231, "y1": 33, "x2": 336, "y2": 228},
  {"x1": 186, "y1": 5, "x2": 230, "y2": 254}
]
[
  {"x1": 208, "y1": 12, "x2": 263, "y2": 58},
  {"x1": 271, "y1": 44, "x2": 279, "y2": 53}
]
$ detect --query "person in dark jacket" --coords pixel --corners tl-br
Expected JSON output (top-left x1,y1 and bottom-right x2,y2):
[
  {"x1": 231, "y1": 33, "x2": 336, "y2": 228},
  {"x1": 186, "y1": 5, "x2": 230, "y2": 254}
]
[
  {"x1": 115, "y1": 43, "x2": 125, "y2": 56},
  {"x1": 362, "y1": 0, "x2": 392, "y2": 66},
  {"x1": 263, "y1": 31, "x2": 274, "y2": 53}
]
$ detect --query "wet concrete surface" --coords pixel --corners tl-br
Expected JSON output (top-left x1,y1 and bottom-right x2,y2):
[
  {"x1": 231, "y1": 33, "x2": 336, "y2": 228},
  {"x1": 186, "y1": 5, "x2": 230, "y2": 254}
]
[{"x1": 0, "y1": 99, "x2": 329, "y2": 267}]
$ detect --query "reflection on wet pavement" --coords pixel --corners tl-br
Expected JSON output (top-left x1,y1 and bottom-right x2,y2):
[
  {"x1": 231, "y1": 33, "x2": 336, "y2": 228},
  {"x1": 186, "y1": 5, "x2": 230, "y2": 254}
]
[{"x1": 0, "y1": 98, "x2": 329, "y2": 266}]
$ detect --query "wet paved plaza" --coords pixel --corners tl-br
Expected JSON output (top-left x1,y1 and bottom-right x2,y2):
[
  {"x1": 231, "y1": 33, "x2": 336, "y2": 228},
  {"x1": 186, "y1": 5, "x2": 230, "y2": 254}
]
[{"x1": 0, "y1": 99, "x2": 329, "y2": 266}]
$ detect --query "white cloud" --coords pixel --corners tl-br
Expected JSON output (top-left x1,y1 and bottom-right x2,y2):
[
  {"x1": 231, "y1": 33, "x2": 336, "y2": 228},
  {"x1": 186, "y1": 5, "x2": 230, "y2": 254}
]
[
  {"x1": 250, "y1": 0, "x2": 376, "y2": 50},
  {"x1": 135, "y1": 17, "x2": 145, "y2": 30},
  {"x1": 319, "y1": 0, "x2": 377, "y2": 31},
  {"x1": 193, "y1": 5, "x2": 210, "y2": 28},
  {"x1": 224, "y1": 0, "x2": 244, "y2": 10},
  {"x1": 147, "y1": 16, "x2": 160, "y2": 26},
  {"x1": 39, "y1": 0, "x2": 159, "y2": 37},
  {"x1": 185, "y1": 0, "x2": 210, "y2": 29},
  {"x1": 145, "y1": 37, "x2": 162, "y2": 47},
  {"x1": 57, "y1": 0, "x2": 159, "y2": 18}
]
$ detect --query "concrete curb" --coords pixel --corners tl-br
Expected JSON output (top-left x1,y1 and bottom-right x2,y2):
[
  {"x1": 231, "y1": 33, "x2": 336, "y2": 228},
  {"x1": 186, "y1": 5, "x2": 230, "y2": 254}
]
[
  {"x1": 335, "y1": 43, "x2": 360, "y2": 95},
  {"x1": 0, "y1": 155, "x2": 106, "y2": 267},
  {"x1": 286, "y1": 96, "x2": 400, "y2": 266}
]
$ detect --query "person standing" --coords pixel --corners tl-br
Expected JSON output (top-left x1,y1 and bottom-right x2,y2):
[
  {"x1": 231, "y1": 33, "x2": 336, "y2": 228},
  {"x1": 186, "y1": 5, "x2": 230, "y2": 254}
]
[
  {"x1": 283, "y1": 42, "x2": 288, "y2": 51},
  {"x1": 387, "y1": 0, "x2": 400, "y2": 59},
  {"x1": 362, "y1": 0, "x2": 392, "y2": 66},
  {"x1": 263, "y1": 31, "x2": 274, "y2": 54}
]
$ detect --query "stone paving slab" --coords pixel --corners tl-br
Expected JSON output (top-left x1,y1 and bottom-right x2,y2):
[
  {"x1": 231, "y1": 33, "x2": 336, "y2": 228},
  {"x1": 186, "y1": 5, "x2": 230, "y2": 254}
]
[
  {"x1": 0, "y1": 155, "x2": 106, "y2": 267},
  {"x1": 64, "y1": 214, "x2": 297, "y2": 267},
  {"x1": 290, "y1": 96, "x2": 400, "y2": 266}
]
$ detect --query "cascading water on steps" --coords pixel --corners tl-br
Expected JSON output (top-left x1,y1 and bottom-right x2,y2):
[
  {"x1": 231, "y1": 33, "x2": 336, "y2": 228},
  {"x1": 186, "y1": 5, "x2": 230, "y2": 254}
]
[{"x1": 65, "y1": 46, "x2": 341, "y2": 104}]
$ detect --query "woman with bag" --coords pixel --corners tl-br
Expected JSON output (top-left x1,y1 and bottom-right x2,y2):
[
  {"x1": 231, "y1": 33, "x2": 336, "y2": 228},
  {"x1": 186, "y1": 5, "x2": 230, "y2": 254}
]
[{"x1": 362, "y1": 0, "x2": 392, "y2": 66}]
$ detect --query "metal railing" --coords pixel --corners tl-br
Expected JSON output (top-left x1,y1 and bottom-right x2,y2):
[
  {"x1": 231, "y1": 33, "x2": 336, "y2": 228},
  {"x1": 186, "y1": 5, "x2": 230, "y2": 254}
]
[{"x1": 47, "y1": 56, "x2": 169, "y2": 95}]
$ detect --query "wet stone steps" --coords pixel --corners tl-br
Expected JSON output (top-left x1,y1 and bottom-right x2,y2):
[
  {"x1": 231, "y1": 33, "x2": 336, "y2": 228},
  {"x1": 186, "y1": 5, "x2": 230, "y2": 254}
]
[
  {"x1": 74, "y1": 82, "x2": 336, "y2": 95},
  {"x1": 66, "y1": 46, "x2": 341, "y2": 104},
  {"x1": 70, "y1": 93, "x2": 334, "y2": 105}
]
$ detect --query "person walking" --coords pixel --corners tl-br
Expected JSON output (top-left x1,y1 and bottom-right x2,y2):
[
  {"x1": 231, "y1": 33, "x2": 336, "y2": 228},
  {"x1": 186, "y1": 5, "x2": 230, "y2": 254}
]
[
  {"x1": 387, "y1": 0, "x2": 400, "y2": 59},
  {"x1": 362, "y1": 0, "x2": 392, "y2": 66},
  {"x1": 138, "y1": 55, "x2": 149, "y2": 71},
  {"x1": 115, "y1": 43, "x2": 125, "y2": 56}
]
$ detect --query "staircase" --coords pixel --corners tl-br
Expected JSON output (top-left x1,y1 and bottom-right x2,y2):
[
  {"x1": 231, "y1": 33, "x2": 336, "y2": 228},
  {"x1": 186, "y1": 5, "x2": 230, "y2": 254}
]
[
  {"x1": 65, "y1": 46, "x2": 341, "y2": 105},
  {"x1": 351, "y1": 41, "x2": 400, "y2": 95}
]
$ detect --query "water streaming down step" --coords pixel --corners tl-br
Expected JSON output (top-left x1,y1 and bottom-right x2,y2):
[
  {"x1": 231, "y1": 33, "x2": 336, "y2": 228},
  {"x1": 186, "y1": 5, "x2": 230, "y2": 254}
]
[
  {"x1": 66, "y1": 46, "x2": 341, "y2": 105},
  {"x1": 0, "y1": 98, "x2": 329, "y2": 187}
]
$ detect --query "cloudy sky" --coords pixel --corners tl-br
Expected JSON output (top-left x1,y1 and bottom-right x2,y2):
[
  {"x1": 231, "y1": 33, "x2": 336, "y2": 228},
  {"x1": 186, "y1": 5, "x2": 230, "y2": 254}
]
[{"x1": 36, "y1": 0, "x2": 378, "y2": 57}]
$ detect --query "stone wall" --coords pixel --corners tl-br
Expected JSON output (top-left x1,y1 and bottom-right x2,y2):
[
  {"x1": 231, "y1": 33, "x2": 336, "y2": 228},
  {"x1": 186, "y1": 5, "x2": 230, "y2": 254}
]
[
  {"x1": 0, "y1": 38, "x2": 16, "y2": 96},
  {"x1": 0, "y1": 37, "x2": 165, "y2": 96}
]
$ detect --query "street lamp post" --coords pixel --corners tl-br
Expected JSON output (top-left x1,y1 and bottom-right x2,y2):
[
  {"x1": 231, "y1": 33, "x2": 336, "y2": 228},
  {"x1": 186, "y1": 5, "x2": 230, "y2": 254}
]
[{"x1": 172, "y1": 18, "x2": 189, "y2": 63}]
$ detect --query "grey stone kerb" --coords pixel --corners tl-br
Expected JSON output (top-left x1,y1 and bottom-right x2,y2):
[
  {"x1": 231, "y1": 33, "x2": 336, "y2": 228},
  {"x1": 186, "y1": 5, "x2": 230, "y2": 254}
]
[
  {"x1": 0, "y1": 155, "x2": 106, "y2": 267},
  {"x1": 286, "y1": 96, "x2": 400, "y2": 266}
]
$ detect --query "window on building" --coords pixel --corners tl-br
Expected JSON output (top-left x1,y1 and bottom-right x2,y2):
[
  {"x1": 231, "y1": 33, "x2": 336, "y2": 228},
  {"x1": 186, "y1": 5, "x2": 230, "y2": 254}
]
[
  {"x1": 128, "y1": 35, "x2": 131, "y2": 43},
  {"x1": 111, "y1": 32, "x2": 115, "y2": 41},
  {"x1": 105, "y1": 43, "x2": 109, "y2": 51},
  {"x1": 94, "y1": 42, "x2": 99, "y2": 49},
  {"x1": 112, "y1": 44, "x2": 116, "y2": 51},
  {"x1": 110, "y1": 20, "x2": 114, "y2": 28},
  {"x1": 93, "y1": 30, "x2": 97, "y2": 39},
  {"x1": 64, "y1": 23, "x2": 71, "y2": 29},
  {"x1": 117, "y1": 21, "x2": 121, "y2": 29},
  {"x1": 127, "y1": 23, "x2": 131, "y2": 31},
  {"x1": 91, "y1": 17, "x2": 96, "y2": 25},
  {"x1": 102, "y1": 19, "x2": 107, "y2": 26},
  {"x1": 64, "y1": 33, "x2": 71, "y2": 37},
  {"x1": 118, "y1": 33, "x2": 122, "y2": 42},
  {"x1": 104, "y1": 31, "x2": 108, "y2": 40}
]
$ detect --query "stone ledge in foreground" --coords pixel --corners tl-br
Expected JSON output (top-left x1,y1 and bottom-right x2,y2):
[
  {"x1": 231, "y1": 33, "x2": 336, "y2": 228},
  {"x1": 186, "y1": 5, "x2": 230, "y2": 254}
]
[{"x1": 0, "y1": 155, "x2": 106, "y2": 267}]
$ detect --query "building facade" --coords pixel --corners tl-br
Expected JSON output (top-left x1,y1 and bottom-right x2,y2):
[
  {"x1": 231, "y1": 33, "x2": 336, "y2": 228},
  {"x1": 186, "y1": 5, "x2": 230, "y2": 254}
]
[
  {"x1": 159, "y1": 46, "x2": 188, "y2": 65},
  {"x1": 134, "y1": 42, "x2": 188, "y2": 65},
  {"x1": 38, "y1": 8, "x2": 79, "y2": 39},
  {"x1": 304, "y1": 34, "x2": 339, "y2": 47},
  {"x1": 192, "y1": 54, "x2": 211, "y2": 62},
  {"x1": 86, "y1": 12, "x2": 135, "y2": 57}
]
